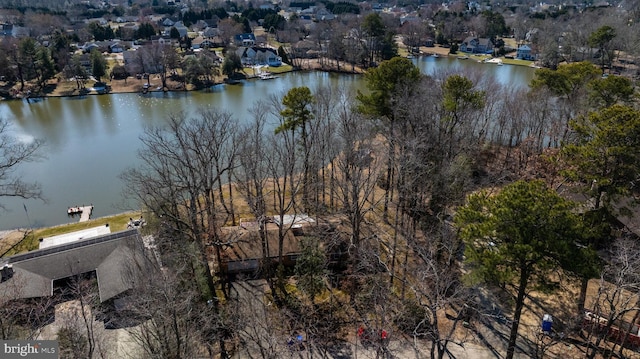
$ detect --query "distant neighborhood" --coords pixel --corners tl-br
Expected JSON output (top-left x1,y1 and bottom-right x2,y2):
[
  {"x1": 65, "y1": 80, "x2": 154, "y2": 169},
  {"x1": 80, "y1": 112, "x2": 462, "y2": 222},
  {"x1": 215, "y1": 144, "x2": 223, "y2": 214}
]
[{"x1": 0, "y1": 0, "x2": 636, "y2": 97}]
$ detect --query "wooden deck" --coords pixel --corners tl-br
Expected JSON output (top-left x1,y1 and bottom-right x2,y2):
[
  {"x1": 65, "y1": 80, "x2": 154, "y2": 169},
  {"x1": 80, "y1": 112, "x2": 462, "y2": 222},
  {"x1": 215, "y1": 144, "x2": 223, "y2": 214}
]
[{"x1": 78, "y1": 205, "x2": 93, "y2": 222}]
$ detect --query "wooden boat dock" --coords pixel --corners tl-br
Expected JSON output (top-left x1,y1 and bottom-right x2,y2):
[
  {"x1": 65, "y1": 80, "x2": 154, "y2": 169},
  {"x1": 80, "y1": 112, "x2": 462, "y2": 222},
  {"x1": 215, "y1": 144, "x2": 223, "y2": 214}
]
[{"x1": 68, "y1": 205, "x2": 94, "y2": 222}]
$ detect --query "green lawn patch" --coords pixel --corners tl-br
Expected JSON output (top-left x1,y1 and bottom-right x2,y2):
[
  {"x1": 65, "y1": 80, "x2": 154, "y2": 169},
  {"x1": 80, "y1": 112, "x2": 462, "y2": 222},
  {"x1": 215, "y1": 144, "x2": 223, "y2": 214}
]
[
  {"x1": 502, "y1": 58, "x2": 534, "y2": 66},
  {"x1": 268, "y1": 64, "x2": 293, "y2": 74}
]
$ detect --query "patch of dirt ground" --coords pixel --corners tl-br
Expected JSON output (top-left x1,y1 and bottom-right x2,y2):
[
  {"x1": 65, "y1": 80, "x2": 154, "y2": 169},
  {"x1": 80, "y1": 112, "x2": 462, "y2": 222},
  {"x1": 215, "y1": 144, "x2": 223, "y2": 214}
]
[{"x1": 0, "y1": 230, "x2": 28, "y2": 256}]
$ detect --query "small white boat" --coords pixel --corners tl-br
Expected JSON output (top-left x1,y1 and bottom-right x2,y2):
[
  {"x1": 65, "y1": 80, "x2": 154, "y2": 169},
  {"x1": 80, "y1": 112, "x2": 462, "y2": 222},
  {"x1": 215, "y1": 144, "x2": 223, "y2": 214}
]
[
  {"x1": 457, "y1": 55, "x2": 469, "y2": 60},
  {"x1": 259, "y1": 72, "x2": 277, "y2": 80}
]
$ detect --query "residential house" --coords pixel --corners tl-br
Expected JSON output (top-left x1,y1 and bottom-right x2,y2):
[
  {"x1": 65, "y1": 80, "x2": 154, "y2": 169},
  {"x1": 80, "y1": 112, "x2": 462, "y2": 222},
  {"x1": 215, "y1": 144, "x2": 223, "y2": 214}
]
[
  {"x1": 192, "y1": 36, "x2": 218, "y2": 49},
  {"x1": 234, "y1": 33, "x2": 256, "y2": 46},
  {"x1": 315, "y1": 8, "x2": 336, "y2": 21},
  {"x1": 236, "y1": 46, "x2": 282, "y2": 66},
  {"x1": 460, "y1": 36, "x2": 494, "y2": 54},
  {"x1": 525, "y1": 28, "x2": 539, "y2": 43},
  {"x1": 372, "y1": 3, "x2": 385, "y2": 12},
  {"x1": 203, "y1": 26, "x2": 220, "y2": 39},
  {"x1": 300, "y1": 6, "x2": 317, "y2": 17},
  {"x1": 255, "y1": 34, "x2": 267, "y2": 45},
  {"x1": 191, "y1": 36, "x2": 205, "y2": 49},
  {"x1": 162, "y1": 17, "x2": 175, "y2": 27},
  {"x1": 151, "y1": 35, "x2": 176, "y2": 46},
  {"x1": 219, "y1": 223, "x2": 299, "y2": 274},
  {"x1": 165, "y1": 21, "x2": 188, "y2": 38},
  {"x1": 194, "y1": 49, "x2": 220, "y2": 63},
  {"x1": 0, "y1": 229, "x2": 153, "y2": 303},
  {"x1": 83, "y1": 42, "x2": 101, "y2": 53},
  {"x1": 147, "y1": 15, "x2": 165, "y2": 24},
  {"x1": 219, "y1": 214, "x2": 316, "y2": 274},
  {"x1": 75, "y1": 54, "x2": 92, "y2": 73},
  {"x1": 400, "y1": 12, "x2": 420, "y2": 25},
  {"x1": 123, "y1": 50, "x2": 137, "y2": 69},
  {"x1": 516, "y1": 44, "x2": 534, "y2": 60},
  {"x1": 194, "y1": 18, "x2": 219, "y2": 31},
  {"x1": 109, "y1": 42, "x2": 124, "y2": 53},
  {"x1": 291, "y1": 39, "x2": 319, "y2": 59},
  {"x1": 119, "y1": 22, "x2": 139, "y2": 34},
  {"x1": 236, "y1": 46, "x2": 256, "y2": 65}
]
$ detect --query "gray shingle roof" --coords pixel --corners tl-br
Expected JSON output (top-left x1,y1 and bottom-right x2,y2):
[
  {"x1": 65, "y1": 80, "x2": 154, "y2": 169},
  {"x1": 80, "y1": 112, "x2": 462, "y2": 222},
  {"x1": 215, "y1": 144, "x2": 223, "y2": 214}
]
[{"x1": 0, "y1": 229, "x2": 150, "y2": 302}]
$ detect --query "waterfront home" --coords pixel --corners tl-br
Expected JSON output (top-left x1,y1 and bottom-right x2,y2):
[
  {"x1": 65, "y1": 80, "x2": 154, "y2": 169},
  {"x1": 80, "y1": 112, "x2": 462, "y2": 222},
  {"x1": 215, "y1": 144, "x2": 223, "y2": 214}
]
[
  {"x1": 219, "y1": 223, "x2": 300, "y2": 274},
  {"x1": 516, "y1": 44, "x2": 535, "y2": 60},
  {"x1": 0, "y1": 229, "x2": 152, "y2": 303},
  {"x1": 220, "y1": 214, "x2": 317, "y2": 274},
  {"x1": 236, "y1": 46, "x2": 282, "y2": 66},
  {"x1": 460, "y1": 36, "x2": 494, "y2": 54}
]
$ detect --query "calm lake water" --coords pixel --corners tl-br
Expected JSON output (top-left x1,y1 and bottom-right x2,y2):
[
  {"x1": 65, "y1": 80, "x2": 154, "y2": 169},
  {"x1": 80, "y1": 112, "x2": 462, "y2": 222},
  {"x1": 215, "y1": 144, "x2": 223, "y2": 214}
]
[{"x1": 0, "y1": 57, "x2": 535, "y2": 230}]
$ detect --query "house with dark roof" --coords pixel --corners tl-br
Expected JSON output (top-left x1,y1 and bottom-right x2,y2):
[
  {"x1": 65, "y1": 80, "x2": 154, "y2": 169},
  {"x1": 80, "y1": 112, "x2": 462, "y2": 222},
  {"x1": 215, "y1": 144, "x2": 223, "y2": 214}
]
[
  {"x1": 219, "y1": 215, "x2": 317, "y2": 274},
  {"x1": 194, "y1": 18, "x2": 219, "y2": 31},
  {"x1": 0, "y1": 229, "x2": 152, "y2": 303},
  {"x1": 162, "y1": 17, "x2": 176, "y2": 27},
  {"x1": 234, "y1": 33, "x2": 256, "y2": 46},
  {"x1": 0, "y1": 23, "x2": 12, "y2": 37},
  {"x1": 219, "y1": 223, "x2": 299, "y2": 274},
  {"x1": 169, "y1": 21, "x2": 188, "y2": 38},
  {"x1": 203, "y1": 27, "x2": 220, "y2": 39},
  {"x1": 460, "y1": 37, "x2": 494, "y2": 54}
]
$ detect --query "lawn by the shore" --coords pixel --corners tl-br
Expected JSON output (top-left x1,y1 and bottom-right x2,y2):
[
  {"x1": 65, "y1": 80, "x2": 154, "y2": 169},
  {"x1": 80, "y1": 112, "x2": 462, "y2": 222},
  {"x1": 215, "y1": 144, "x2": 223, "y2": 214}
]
[{"x1": 0, "y1": 211, "x2": 142, "y2": 257}]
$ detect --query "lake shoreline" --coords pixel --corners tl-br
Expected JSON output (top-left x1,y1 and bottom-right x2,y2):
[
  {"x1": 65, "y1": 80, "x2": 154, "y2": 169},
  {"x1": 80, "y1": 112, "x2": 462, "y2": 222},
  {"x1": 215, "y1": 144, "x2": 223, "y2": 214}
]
[
  {"x1": 2, "y1": 58, "x2": 365, "y2": 101},
  {"x1": 2, "y1": 51, "x2": 535, "y2": 101},
  {"x1": 0, "y1": 59, "x2": 535, "y2": 230}
]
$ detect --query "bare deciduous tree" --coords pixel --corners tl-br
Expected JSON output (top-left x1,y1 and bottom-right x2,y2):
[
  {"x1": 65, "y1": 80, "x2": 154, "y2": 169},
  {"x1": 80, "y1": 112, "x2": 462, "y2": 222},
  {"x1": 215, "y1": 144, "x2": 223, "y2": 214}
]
[
  {"x1": 0, "y1": 118, "x2": 45, "y2": 208},
  {"x1": 583, "y1": 238, "x2": 640, "y2": 359},
  {"x1": 125, "y1": 258, "x2": 215, "y2": 359},
  {"x1": 120, "y1": 110, "x2": 238, "y2": 300}
]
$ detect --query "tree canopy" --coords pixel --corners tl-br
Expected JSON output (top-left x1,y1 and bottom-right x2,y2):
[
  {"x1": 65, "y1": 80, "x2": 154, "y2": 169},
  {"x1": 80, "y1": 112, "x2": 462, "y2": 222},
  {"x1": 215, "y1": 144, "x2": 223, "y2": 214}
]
[
  {"x1": 587, "y1": 75, "x2": 634, "y2": 109},
  {"x1": 88, "y1": 22, "x2": 114, "y2": 41},
  {"x1": 531, "y1": 61, "x2": 600, "y2": 98},
  {"x1": 588, "y1": 25, "x2": 616, "y2": 72},
  {"x1": 456, "y1": 180, "x2": 587, "y2": 359},
  {"x1": 357, "y1": 57, "x2": 421, "y2": 119},
  {"x1": 562, "y1": 104, "x2": 640, "y2": 211},
  {"x1": 276, "y1": 86, "x2": 314, "y2": 135},
  {"x1": 222, "y1": 51, "x2": 243, "y2": 78},
  {"x1": 90, "y1": 49, "x2": 106, "y2": 83},
  {"x1": 442, "y1": 74, "x2": 485, "y2": 126}
]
